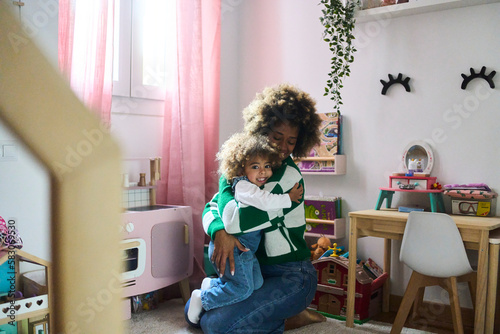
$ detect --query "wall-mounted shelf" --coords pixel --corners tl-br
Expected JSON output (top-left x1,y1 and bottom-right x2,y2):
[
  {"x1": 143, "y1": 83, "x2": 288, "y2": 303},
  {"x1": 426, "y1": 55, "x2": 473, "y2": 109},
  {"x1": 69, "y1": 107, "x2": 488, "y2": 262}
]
[
  {"x1": 296, "y1": 155, "x2": 346, "y2": 175},
  {"x1": 355, "y1": 0, "x2": 500, "y2": 23},
  {"x1": 124, "y1": 185, "x2": 157, "y2": 190},
  {"x1": 305, "y1": 218, "x2": 346, "y2": 239}
]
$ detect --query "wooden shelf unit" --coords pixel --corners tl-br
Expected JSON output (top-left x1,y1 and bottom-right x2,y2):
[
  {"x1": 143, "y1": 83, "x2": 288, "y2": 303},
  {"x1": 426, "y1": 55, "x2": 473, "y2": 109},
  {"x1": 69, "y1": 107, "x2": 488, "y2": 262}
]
[
  {"x1": 296, "y1": 154, "x2": 346, "y2": 175},
  {"x1": 0, "y1": 249, "x2": 50, "y2": 326}
]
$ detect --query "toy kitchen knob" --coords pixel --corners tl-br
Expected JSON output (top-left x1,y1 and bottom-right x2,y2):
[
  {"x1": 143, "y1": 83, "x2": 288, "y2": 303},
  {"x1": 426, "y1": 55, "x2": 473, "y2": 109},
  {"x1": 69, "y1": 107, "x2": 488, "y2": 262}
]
[{"x1": 125, "y1": 222, "x2": 135, "y2": 233}]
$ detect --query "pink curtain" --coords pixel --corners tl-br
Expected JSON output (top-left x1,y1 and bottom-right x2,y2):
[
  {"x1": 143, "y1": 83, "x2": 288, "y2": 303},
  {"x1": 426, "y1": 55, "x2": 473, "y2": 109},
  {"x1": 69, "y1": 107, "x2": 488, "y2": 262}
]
[
  {"x1": 58, "y1": 0, "x2": 114, "y2": 126},
  {"x1": 157, "y1": 0, "x2": 221, "y2": 283}
]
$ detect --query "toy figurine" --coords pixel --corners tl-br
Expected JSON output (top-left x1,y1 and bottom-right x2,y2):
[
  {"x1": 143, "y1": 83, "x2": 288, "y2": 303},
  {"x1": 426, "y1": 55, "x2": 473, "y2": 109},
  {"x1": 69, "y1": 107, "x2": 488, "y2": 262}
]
[
  {"x1": 416, "y1": 159, "x2": 423, "y2": 172},
  {"x1": 432, "y1": 182, "x2": 442, "y2": 190},
  {"x1": 319, "y1": 243, "x2": 345, "y2": 258},
  {"x1": 311, "y1": 235, "x2": 331, "y2": 260},
  {"x1": 329, "y1": 243, "x2": 342, "y2": 257}
]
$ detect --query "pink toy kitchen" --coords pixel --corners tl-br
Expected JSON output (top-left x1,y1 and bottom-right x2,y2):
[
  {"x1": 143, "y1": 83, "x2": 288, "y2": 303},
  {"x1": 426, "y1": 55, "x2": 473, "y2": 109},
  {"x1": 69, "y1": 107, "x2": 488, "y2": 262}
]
[{"x1": 120, "y1": 158, "x2": 193, "y2": 319}]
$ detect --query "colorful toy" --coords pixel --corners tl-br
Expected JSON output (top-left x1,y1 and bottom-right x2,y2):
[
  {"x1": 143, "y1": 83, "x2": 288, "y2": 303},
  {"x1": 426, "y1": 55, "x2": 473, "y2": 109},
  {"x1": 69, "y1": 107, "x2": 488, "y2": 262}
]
[
  {"x1": 329, "y1": 243, "x2": 342, "y2": 257},
  {"x1": 310, "y1": 235, "x2": 331, "y2": 260},
  {"x1": 381, "y1": 0, "x2": 396, "y2": 6},
  {"x1": 431, "y1": 182, "x2": 442, "y2": 190},
  {"x1": 320, "y1": 244, "x2": 345, "y2": 258},
  {"x1": 131, "y1": 291, "x2": 159, "y2": 313},
  {"x1": 0, "y1": 249, "x2": 50, "y2": 327},
  {"x1": 310, "y1": 256, "x2": 388, "y2": 321},
  {"x1": 397, "y1": 181, "x2": 417, "y2": 190},
  {"x1": 0, "y1": 215, "x2": 23, "y2": 250}
]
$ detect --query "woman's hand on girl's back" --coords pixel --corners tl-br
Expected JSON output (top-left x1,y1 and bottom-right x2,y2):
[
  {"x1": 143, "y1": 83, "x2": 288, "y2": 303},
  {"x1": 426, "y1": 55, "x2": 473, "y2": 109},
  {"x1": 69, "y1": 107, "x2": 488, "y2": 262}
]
[
  {"x1": 212, "y1": 229, "x2": 248, "y2": 276},
  {"x1": 288, "y1": 183, "x2": 303, "y2": 203}
]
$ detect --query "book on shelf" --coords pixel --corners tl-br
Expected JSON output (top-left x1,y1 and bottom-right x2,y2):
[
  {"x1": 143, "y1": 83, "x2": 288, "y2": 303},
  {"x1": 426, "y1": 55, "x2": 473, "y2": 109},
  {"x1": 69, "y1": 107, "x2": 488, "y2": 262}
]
[
  {"x1": 304, "y1": 196, "x2": 341, "y2": 221},
  {"x1": 304, "y1": 196, "x2": 342, "y2": 236},
  {"x1": 363, "y1": 258, "x2": 384, "y2": 278},
  {"x1": 398, "y1": 206, "x2": 424, "y2": 213},
  {"x1": 297, "y1": 112, "x2": 342, "y2": 173},
  {"x1": 362, "y1": 264, "x2": 378, "y2": 279}
]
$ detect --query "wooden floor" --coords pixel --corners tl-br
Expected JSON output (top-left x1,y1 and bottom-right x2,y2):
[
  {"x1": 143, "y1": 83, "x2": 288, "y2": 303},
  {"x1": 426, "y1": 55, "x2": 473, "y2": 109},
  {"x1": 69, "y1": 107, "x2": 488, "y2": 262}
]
[{"x1": 372, "y1": 311, "x2": 474, "y2": 334}]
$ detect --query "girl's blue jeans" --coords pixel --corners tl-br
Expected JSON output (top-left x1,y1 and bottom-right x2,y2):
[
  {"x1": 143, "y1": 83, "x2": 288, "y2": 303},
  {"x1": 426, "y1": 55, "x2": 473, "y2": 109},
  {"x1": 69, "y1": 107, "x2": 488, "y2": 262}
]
[
  {"x1": 201, "y1": 232, "x2": 263, "y2": 311},
  {"x1": 184, "y1": 254, "x2": 317, "y2": 333}
]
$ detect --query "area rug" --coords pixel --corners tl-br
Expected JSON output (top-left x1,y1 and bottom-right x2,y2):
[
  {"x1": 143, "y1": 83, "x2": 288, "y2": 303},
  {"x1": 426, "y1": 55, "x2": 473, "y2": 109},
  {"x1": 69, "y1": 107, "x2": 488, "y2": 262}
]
[{"x1": 126, "y1": 298, "x2": 429, "y2": 333}]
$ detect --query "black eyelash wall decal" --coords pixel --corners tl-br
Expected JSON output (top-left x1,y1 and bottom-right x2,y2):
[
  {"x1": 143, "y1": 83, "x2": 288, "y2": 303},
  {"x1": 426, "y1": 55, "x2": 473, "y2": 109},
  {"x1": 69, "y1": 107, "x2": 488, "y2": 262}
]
[
  {"x1": 461, "y1": 66, "x2": 496, "y2": 90},
  {"x1": 380, "y1": 73, "x2": 411, "y2": 95}
]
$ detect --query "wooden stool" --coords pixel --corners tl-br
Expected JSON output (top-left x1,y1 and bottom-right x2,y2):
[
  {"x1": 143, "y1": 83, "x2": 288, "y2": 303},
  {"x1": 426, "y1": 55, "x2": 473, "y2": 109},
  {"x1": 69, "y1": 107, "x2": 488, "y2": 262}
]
[{"x1": 486, "y1": 228, "x2": 500, "y2": 333}]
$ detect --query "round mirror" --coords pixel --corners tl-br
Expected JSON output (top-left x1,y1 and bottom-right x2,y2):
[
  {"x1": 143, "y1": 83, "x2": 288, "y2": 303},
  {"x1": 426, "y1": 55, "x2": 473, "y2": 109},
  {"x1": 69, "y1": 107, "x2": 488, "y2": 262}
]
[{"x1": 402, "y1": 141, "x2": 434, "y2": 175}]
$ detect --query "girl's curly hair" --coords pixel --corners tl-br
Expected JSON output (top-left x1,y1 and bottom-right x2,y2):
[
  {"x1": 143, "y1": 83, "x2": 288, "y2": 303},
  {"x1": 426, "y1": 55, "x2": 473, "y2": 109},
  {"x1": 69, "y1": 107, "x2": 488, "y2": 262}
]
[
  {"x1": 242, "y1": 83, "x2": 322, "y2": 158},
  {"x1": 217, "y1": 132, "x2": 282, "y2": 182}
]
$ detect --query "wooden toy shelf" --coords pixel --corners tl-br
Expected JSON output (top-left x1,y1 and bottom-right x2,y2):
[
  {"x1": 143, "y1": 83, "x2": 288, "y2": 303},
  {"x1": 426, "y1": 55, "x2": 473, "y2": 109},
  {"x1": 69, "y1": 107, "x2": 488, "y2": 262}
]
[{"x1": 0, "y1": 249, "x2": 50, "y2": 326}]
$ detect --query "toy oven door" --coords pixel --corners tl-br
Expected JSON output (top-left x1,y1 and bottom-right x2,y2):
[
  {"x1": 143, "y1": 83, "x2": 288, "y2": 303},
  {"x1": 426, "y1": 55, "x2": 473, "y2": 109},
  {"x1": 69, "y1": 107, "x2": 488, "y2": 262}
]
[{"x1": 121, "y1": 238, "x2": 146, "y2": 281}]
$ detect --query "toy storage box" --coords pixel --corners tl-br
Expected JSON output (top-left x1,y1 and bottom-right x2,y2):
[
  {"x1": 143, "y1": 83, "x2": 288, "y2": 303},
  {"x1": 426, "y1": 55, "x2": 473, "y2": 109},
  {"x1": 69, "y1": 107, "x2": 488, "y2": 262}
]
[
  {"x1": 445, "y1": 188, "x2": 498, "y2": 217},
  {"x1": 451, "y1": 199, "x2": 497, "y2": 217}
]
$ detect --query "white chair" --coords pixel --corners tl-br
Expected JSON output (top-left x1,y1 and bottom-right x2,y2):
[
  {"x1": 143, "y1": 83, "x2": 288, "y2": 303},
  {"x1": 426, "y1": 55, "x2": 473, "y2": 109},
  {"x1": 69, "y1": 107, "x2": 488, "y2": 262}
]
[{"x1": 390, "y1": 211, "x2": 476, "y2": 334}]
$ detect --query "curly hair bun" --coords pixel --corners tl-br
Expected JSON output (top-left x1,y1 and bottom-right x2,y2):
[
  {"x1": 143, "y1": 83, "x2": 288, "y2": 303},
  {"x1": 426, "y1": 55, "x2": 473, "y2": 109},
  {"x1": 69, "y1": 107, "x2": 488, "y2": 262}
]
[
  {"x1": 216, "y1": 132, "x2": 282, "y2": 181},
  {"x1": 242, "y1": 83, "x2": 322, "y2": 158}
]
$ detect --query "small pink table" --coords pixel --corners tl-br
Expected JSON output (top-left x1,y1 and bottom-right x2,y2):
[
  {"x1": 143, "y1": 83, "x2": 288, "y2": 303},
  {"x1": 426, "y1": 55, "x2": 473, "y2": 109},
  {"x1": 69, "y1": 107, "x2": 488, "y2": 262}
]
[
  {"x1": 376, "y1": 187, "x2": 445, "y2": 212},
  {"x1": 376, "y1": 175, "x2": 444, "y2": 212}
]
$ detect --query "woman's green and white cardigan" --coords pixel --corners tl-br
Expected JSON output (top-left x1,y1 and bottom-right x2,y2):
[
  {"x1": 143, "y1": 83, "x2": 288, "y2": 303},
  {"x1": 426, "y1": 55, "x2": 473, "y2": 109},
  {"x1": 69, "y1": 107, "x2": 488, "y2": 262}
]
[{"x1": 202, "y1": 156, "x2": 310, "y2": 265}]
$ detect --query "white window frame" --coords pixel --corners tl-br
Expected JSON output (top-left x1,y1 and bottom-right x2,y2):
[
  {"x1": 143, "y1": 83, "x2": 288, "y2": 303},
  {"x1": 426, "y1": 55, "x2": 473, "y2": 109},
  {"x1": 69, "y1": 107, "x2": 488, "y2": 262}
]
[
  {"x1": 113, "y1": 0, "x2": 170, "y2": 100},
  {"x1": 113, "y1": 0, "x2": 131, "y2": 97}
]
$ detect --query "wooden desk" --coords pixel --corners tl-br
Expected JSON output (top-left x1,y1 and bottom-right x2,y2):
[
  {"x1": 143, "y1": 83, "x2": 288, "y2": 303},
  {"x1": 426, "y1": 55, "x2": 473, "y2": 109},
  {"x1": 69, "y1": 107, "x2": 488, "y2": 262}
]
[{"x1": 346, "y1": 209, "x2": 500, "y2": 334}]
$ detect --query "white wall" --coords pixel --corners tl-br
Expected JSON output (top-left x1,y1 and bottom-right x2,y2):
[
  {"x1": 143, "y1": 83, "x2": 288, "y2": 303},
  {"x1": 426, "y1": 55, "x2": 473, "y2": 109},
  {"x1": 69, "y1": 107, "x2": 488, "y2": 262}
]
[
  {"x1": 220, "y1": 0, "x2": 500, "y2": 303},
  {"x1": 0, "y1": 0, "x2": 59, "y2": 264},
  {"x1": 110, "y1": 97, "x2": 164, "y2": 183}
]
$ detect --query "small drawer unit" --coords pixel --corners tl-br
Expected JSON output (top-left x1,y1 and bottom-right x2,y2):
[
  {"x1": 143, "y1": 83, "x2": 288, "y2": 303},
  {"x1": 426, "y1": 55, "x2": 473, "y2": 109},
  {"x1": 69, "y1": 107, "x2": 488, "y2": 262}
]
[{"x1": 390, "y1": 176, "x2": 437, "y2": 191}]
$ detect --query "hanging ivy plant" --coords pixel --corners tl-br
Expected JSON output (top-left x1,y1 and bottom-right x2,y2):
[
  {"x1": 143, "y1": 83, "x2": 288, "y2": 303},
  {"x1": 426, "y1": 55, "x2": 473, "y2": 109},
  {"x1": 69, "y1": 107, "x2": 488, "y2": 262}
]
[{"x1": 319, "y1": 0, "x2": 358, "y2": 113}]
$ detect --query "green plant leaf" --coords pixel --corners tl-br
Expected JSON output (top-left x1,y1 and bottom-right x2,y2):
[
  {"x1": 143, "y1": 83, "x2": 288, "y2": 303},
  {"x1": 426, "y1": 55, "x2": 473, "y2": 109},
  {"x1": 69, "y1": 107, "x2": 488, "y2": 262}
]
[{"x1": 320, "y1": 0, "x2": 358, "y2": 112}]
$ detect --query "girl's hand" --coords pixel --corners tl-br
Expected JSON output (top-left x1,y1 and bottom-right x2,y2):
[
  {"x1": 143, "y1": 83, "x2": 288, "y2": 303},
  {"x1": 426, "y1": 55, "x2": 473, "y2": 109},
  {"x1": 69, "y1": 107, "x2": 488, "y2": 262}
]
[
  {"x1": 211, "y1": 229, "x2": 248, "y2": 276},
  {"x1": 288, "y1": 183, "x2": 303, "y2": 203}
]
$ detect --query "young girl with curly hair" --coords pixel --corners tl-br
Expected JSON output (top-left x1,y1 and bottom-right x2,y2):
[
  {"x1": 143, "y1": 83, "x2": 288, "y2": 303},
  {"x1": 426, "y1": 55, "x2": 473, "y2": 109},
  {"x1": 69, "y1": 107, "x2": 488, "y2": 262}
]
[
  {"x1": 187, "y1": 132, "x2": 303, "y2": 326},
  {"x1": 186, "y1": 83, "x2": 323, "y2": 333}
]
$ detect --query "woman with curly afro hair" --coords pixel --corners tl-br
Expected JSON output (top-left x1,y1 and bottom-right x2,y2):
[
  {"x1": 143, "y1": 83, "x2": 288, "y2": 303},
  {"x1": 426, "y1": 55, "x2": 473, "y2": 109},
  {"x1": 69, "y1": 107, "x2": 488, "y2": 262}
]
[
  {"x1": 186, "y1": 84, "x2": 324, "y2": 333},
  {"x1": 242, "y1": 84, "x2": 321, "y2": 159},
  {"x1": 186, "y1": 132, "x2": 303, "y2": 326}
]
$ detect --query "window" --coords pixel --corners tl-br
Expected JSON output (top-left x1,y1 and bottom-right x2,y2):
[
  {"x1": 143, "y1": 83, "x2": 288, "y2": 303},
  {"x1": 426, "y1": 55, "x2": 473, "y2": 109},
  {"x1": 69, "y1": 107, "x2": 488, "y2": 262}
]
[{"x1": 113, "y1": 0, "x2": 176, "y2": 100}]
